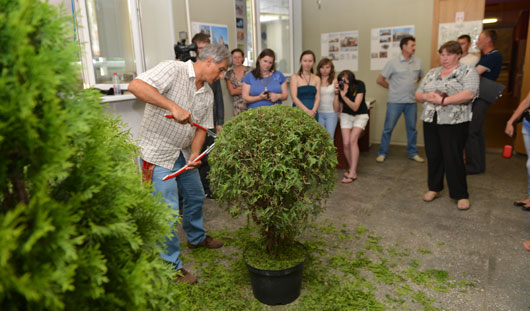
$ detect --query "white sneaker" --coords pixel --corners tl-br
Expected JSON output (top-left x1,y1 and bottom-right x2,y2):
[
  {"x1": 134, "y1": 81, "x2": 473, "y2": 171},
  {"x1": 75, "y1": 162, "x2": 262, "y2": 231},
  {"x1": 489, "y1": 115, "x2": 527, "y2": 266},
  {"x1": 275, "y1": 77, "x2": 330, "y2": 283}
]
[
  {"x1": 375, "y1": 155, "x2": 386, "y2": 163},
  {"x1": 409, "y1": 155, "x2": 425, "y2": 163}
]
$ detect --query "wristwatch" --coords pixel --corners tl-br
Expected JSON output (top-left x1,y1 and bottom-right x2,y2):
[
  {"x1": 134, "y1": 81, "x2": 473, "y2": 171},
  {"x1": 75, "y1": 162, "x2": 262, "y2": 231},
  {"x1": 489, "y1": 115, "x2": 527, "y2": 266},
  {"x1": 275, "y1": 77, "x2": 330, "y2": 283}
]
[{"x1": 440, "y1": 92, "x2": 448, "y2": 106}]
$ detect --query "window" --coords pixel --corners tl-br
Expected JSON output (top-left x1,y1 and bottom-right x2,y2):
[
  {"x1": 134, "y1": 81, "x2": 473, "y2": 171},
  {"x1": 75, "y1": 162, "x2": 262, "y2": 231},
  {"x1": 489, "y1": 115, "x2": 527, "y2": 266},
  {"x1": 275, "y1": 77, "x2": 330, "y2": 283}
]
[
  {"x1": 247, "y1": 0, "x2": 301, "y2": 75},
  {"x1": 258, "y1": 0, "x2": 292, "y2": 74},
  {"x1": 74, "y1": 0, "x2": 145, "y2": 90}
]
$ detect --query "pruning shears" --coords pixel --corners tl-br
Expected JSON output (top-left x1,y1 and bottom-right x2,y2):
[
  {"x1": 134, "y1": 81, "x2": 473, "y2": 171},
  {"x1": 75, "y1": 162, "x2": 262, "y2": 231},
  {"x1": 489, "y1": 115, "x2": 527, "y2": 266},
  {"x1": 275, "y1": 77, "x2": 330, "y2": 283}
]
[{"x1": 162, "y1": 114, "x2": 217, "y2": 181}]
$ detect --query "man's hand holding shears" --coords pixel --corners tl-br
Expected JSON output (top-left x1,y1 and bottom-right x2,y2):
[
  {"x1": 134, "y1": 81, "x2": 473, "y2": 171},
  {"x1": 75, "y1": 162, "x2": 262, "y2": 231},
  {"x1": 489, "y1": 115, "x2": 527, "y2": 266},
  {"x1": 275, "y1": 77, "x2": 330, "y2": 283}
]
[{"x1": 163, "y1": 114, "x2": 217, "y2": 181}]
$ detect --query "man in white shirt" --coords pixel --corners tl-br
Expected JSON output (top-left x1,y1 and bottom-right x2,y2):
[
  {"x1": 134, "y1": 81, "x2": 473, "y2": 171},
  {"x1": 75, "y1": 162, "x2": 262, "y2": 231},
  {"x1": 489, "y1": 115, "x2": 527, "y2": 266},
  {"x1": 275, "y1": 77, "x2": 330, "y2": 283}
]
[
  {"x1": 458, "y1": 34, "x2": 479, "y2": 66},
  {"x1": 129, "y1": 43, "x2": 229, "y2": 284}
]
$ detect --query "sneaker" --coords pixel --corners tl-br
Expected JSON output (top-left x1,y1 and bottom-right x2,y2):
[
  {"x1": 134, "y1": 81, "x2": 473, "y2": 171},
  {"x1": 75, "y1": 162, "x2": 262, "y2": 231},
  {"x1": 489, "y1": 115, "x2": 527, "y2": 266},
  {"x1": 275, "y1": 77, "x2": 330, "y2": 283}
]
[
  {"x1": 375, "y1": 155, "x2": 386, "y2": 163},
  {"x1": 409, "y1": 155, "x2": 425, "y2": 163},
  {"x1": 176, "y1": 268, "x2": 197, "y2": 284},
  {"x1": 188, "y1": 235, "x2": 223, "y2": 249}
]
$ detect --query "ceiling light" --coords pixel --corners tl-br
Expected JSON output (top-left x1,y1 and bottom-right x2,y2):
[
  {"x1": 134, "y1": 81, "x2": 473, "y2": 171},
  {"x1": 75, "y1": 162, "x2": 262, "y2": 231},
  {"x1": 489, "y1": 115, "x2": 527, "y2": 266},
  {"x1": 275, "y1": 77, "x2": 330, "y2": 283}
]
[{"x1": 483, "y1": 18, "x2": 498, "y2": 24}]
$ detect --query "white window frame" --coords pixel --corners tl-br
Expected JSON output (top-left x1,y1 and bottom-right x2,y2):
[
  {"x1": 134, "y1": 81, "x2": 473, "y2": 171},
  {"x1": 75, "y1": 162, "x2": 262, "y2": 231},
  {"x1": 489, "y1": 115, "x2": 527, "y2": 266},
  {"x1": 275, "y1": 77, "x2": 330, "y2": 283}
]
[
  {"x1": 249, "y1": 0, "x2": 301, "y2": 76},
  {"x1": 74, "y1": 0, "x2": 146, "y2": 91}
]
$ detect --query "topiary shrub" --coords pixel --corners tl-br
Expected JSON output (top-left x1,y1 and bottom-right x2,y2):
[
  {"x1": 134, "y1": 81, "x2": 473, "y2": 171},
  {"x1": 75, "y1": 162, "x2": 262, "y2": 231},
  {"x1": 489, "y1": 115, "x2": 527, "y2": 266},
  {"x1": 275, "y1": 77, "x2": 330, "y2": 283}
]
[
  {"x1": 209, "y1": 105, "x2": 337, "y2": 255},
  {"x1": 0, "y1": 1, "x2": 184, "y2": 310}
]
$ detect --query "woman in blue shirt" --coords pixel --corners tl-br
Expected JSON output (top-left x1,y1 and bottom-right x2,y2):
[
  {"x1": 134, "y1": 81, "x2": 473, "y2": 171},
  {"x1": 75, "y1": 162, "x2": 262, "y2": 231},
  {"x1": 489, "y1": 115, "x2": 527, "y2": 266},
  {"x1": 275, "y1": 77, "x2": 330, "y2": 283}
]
[{"x1": 242, "y1": 49, "x2": 288, "y2": 109}]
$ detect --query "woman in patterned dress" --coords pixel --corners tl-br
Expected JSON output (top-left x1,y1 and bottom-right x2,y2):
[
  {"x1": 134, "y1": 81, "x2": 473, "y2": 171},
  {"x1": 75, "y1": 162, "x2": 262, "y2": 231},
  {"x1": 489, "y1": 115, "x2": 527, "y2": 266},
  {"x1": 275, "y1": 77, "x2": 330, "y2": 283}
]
[
  {"x1": 224, "y1": 48, "x2": 251, "y2": 115},
  {"x1": 415, "y1": 40, "x2": 479, "y2": 210}
]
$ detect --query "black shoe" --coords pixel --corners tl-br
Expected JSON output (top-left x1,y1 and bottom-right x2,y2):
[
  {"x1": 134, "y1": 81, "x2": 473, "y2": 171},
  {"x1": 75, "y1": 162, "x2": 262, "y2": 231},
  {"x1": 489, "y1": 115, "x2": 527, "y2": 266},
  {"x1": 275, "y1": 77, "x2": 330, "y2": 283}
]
[{"x1": 205, "y1": 192, "x2": 216, "y2": 199}]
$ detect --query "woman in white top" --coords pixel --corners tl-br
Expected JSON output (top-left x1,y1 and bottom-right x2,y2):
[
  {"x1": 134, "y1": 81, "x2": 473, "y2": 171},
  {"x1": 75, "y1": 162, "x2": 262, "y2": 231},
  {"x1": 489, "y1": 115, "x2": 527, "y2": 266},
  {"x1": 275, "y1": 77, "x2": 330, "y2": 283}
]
[{"x1": 316, "y1": 58, "x2": 339, "y2": 138}]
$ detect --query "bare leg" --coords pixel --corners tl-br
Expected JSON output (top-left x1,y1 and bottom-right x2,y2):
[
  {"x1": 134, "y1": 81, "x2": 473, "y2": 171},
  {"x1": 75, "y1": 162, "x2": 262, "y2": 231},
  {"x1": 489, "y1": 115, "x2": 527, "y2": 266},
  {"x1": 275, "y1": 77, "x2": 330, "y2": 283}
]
[
  {"x1": 341, "y1": 128, "x2": 352, "y2": 170},
  {"x1": 347, "y1": 127, "x2": 363, "y2": 179}
]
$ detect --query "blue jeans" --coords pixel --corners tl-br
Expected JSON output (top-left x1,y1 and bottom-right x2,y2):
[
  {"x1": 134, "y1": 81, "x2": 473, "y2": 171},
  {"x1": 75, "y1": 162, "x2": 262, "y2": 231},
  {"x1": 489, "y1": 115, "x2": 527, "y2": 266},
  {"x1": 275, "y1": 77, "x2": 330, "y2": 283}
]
[
  {"x1": 318, "y1": 112, "x2": 338, "y2": 139},
  {"x1": 378, "y1": 102, "x2": 418, "y2": 157},
  {"x1": 522, "y1": 119, "x2": 530, "y2": 196},
  {"x1": 147, "y1": 153, "x2": 206, "y2": 270}
]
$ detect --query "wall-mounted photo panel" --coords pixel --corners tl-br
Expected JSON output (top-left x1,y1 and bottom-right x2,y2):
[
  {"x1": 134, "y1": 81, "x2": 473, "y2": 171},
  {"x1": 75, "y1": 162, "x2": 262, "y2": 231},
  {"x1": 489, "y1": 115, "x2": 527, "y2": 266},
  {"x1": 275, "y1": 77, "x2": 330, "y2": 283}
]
[
  {"x1": 191, "y1": 21, "x2": 229, "y2": 48},
  {"x1": 321, "y1": 30, "x2": 359, "y2": 72},
  {"x1": 438, "y1": 20, "x2": 482, "y2": 53},
  {"x1": 370, "y1": 25, "x2": 414, "y2": 70}
]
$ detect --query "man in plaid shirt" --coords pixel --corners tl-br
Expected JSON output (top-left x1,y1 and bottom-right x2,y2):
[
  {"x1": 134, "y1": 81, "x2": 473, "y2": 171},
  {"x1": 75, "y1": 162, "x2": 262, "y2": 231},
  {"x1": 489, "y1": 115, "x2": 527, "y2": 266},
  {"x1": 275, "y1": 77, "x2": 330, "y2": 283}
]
[{"x1": 129, "y1": 43, "x2": 229, "y2": 284}]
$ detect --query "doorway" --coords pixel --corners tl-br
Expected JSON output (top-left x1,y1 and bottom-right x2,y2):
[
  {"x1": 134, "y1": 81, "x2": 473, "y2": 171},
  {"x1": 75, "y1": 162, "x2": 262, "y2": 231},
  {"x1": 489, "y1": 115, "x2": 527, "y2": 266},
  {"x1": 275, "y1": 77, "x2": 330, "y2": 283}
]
[{"x1": 483, "y1": 0, "x2": 529, "y2": 150}]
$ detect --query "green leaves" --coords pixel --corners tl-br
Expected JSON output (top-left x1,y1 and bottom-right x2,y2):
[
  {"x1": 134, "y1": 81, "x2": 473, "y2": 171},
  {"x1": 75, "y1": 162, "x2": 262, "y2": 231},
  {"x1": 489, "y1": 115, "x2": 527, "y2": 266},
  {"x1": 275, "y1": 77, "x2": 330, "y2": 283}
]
[
  {"x1": 0, "y1": 1, "x2": 181, "y2": 310},
  {"x1": 210, "y1": 105, "x2": 337, "y2": 253}
]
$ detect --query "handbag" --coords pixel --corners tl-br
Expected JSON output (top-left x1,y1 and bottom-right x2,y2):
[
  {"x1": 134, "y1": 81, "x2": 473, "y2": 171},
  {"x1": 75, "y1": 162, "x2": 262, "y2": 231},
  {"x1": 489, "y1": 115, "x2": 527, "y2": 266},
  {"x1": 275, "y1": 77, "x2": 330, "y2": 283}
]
[{"x1": 478, "y1": 77, "x2": 505, "y2": 105}]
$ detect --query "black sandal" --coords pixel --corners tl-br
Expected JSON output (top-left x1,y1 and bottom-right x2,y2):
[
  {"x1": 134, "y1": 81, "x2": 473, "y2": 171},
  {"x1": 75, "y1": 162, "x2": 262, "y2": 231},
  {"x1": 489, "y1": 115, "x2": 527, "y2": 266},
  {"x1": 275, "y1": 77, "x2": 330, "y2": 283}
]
[{"x1": 514, "y1": 201, "x2": 527, "y2": 207}]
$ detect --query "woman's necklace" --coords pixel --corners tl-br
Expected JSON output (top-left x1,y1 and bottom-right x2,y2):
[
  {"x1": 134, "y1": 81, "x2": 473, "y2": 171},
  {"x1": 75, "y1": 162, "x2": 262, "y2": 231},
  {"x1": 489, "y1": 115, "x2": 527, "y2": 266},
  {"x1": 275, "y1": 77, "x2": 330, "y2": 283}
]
[
  {"x1": 302, "y1": 72, "x2": 311, "y2": 85},
  {"x1": 261, "y1": 71, "x2": 271, "y2": 91}
]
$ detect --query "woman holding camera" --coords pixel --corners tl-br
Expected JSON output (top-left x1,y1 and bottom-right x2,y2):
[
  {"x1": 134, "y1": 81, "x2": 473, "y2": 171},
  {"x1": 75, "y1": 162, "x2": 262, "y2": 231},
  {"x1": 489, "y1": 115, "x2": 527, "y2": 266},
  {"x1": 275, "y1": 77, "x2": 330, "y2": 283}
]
[
  {"x1": 336, "y1": 70, "x2": 368, "y2": 183},
  {"x1": 415, "y1": 41, "x2": 479, "y2": 210},
  {"x1": 291, "y1": 50, "x2": 320, "y2": 118},
  {"x1": 242, "y1": 49, "x2": 288, "y2": 109},
  {"x1": 225, "y1": 48, "x2": 251, "y2": 116}
]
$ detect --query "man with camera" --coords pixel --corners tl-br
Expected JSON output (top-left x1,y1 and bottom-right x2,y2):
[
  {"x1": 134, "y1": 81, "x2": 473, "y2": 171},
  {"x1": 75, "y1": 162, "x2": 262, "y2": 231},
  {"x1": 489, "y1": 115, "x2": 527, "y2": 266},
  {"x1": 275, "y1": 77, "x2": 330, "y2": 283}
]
[
  {"x1": 129, "y1": 43, "x2": 229, "y2": 284},
  {"x1": 376, "y1": 36, "x2": 424, "y2": 163}
]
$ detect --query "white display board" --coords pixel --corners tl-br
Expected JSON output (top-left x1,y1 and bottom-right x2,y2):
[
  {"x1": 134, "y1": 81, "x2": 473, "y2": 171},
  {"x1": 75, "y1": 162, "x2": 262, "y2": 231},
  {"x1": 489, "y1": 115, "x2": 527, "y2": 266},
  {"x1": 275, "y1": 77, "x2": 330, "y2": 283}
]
[
  {"x1": 438, "y1": 20, "x2": 483, "y2": 53},
  {"x1": 321, "y1": 30, "x2": 359, "y2": 72},
  {"x1": 370, "y1": 25, "x2": 414, "y2": 71}
]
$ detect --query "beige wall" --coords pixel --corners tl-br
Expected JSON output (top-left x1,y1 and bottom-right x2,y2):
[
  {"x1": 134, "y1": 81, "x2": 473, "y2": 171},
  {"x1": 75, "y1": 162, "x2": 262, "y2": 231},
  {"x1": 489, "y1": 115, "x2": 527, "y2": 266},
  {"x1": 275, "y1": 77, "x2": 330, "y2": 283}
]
[{"x1": 302, "y1": 0, "x2": 434, "y2": 148}]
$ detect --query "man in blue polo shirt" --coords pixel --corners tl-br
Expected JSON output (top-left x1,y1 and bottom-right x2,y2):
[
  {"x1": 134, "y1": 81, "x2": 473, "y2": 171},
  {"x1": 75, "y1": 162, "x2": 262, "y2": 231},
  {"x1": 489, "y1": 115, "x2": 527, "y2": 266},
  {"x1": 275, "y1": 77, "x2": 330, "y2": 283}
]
[
  {"x1": 376, "y1": 36, "x2": 424, "y2": 163},
  {"x1": 465, "y1": 29, "x2": 502, "y2": 174}
]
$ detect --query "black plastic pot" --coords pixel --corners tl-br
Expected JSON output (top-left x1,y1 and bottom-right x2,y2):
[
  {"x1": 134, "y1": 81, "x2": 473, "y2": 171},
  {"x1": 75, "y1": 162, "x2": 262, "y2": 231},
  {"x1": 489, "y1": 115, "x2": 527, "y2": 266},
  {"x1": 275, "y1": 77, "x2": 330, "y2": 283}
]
[{"x1": 243, "y1": 246, "x2": 306, "y2": 305}]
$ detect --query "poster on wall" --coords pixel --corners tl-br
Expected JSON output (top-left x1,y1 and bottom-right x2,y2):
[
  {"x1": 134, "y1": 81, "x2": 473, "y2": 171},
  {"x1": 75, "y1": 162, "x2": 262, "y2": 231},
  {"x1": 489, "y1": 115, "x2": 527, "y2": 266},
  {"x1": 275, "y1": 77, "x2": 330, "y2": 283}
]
[
  {"x1": 370, "y1": 25, "x2": 414, "y2": 71},
  {"x1": 234, "y1": 0, "x2": 247, "y2": 51},
  {"x1": 438, "y1": 20, "x2": 482, "y2": 53},
  {"x1": 320, "y1": 30, "x2": 359, "y2": 72},
  {"x1": 191, "y1": 22, "x2": 229, "y2": 48}
]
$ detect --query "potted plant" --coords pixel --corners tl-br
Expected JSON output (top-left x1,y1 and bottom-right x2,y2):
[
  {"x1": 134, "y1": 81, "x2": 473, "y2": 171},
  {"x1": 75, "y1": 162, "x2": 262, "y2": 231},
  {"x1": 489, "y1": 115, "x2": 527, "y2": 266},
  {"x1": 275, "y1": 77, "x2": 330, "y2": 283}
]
[{"x1": 209, "y1": 105, "x2": 337, "y2": 305}]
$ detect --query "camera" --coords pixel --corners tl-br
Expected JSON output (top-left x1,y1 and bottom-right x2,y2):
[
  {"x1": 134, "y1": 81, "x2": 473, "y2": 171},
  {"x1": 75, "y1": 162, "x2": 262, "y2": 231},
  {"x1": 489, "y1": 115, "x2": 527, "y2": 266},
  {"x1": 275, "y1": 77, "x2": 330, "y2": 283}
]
[
  {"x1": 264, "y1": 90, "x2": 271, "y2": 99},
  {"x1": 174, "y1": 39, "x2": 197, "y2": 62},
  {"x1": 338, "y1": 80, "x2": 344, "y2": 90}
]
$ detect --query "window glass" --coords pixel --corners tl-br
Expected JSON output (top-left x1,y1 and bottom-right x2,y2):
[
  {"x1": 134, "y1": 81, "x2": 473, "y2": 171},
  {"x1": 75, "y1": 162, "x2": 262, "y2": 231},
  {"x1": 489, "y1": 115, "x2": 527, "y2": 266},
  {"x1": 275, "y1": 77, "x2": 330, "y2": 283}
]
[
  {"x1": 259, "y1": 0, "x2": 291, "y2": 74},
  {"x1": 85, "y1": 0, "x2": 136, "y2": 83}
]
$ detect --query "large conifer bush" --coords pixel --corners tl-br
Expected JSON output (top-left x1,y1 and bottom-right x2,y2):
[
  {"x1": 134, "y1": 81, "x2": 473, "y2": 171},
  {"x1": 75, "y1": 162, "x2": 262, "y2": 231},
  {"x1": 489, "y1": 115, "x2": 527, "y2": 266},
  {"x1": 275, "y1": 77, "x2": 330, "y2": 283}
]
[{"x1": 0, "y1": 1, "x2": 183, "y2": 310}]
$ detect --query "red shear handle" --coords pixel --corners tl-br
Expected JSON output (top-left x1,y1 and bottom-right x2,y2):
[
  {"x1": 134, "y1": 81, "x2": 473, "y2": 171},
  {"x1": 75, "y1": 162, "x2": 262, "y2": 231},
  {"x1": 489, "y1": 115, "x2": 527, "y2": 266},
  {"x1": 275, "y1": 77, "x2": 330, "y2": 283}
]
[
  {"x1": 162, "y1": 148, "x2": 211, "y2": 181},
  {"x1": 164, "y1": 114, "x2": 207, "y2": 132}
]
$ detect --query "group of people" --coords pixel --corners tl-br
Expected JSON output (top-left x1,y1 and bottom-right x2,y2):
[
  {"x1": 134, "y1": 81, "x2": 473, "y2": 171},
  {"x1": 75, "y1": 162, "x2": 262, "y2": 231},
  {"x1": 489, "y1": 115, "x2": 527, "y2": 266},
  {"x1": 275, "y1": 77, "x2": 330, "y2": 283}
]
[
  {"x1": 126, "y1": 27, "x2": 530, "y2": 283},
  {"x1": 224, "y1": 48, "x2": 369, "y2": 184},
  {"x1": 372, "y1": 32, "x2": 503, "y2": 211}
]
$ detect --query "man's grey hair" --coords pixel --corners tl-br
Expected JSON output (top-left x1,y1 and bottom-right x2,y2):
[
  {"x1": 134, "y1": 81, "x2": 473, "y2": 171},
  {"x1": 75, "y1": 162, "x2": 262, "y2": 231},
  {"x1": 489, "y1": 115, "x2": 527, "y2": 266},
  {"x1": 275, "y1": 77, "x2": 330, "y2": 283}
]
[{"x1": 198, "y1": 43, "x2": 231, "y2": 66}]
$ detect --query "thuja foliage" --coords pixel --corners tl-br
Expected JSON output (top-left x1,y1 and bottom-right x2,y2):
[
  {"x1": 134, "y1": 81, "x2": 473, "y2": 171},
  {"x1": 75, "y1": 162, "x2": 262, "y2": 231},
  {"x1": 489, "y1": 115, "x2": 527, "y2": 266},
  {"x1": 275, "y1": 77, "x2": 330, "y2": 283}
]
[
  {"x1": 209, "y1": 105, "x2": 337, "y2": 254},
  {"x1": 0, "y1": 1, "x2": 182, "y2": 310}
]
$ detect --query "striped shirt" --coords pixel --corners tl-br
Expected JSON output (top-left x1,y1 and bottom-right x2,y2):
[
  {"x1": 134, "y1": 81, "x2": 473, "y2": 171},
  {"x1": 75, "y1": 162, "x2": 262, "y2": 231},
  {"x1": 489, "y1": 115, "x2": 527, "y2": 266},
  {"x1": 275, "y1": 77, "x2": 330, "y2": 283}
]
[{"x1": 137, "y1": 60, "x2": 214, "y2": 169}]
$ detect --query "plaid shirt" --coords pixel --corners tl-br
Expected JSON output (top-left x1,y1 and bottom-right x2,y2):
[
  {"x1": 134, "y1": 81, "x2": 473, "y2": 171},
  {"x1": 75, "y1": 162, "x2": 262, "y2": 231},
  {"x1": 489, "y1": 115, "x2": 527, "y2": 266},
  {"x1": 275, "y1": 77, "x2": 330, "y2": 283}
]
[{"x1": 137, "y1": 60, "x2": 214, "y2": 169}]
